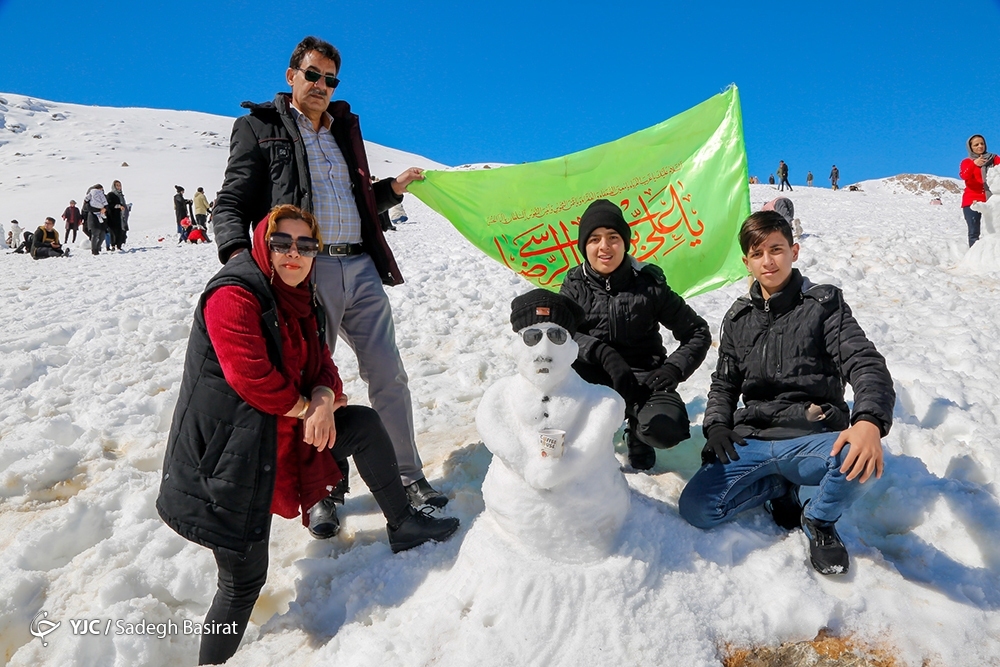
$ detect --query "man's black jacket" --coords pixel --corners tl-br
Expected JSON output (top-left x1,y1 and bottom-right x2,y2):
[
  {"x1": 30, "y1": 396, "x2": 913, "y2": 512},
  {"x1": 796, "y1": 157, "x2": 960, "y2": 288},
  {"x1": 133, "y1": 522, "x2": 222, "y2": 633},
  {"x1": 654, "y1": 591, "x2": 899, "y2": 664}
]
[
  {"x1": 703, "y1": 269, "x2": 895, "y2": 440},
  {"x1": 559, "y1": 258, "x2": 711, "y2": 377},
  {"x1": 212, "y1": 93, "x2": 404, "y2": 285}
]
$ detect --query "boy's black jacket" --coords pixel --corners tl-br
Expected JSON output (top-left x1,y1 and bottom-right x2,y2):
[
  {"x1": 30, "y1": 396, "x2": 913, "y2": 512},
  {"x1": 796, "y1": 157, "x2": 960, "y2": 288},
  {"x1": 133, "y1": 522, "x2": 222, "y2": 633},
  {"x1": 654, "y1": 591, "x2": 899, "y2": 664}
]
[
  {"x1": 703, "y1": 269, "x2": 894, "y2": 440},
  {"x1": 559, "y1": 258, "x2": 711, "y2": 378}
]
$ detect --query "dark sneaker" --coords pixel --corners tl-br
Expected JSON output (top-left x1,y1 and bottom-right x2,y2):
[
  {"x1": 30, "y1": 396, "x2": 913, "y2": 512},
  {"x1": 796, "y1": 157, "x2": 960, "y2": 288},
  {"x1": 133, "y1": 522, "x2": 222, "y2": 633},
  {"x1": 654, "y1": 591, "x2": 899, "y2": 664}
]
[
  {"x1": 306, "y1": 495, "x2": 341, "y2": 539},
  {"x1": 388, "y1": 506, "x2": 460, "y2": 553},
  {"x1": 624, "y1": 423, "x2": 656, "y2": 470},
  {"x1": 405, "y1": 478, "x2": 448, "y2": 508},
  {"x1": 801, "y1": 512, "x2": 850, "y2": 575},
  {"x1": 765, "y1": 483, "x2": 802, "y2": 531}
]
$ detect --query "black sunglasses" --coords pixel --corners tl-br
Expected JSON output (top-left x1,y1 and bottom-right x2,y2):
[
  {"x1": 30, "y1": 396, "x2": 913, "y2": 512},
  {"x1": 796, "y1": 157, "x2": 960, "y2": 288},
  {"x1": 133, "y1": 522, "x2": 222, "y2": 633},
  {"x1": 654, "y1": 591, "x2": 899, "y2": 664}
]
[
  {"x1": 268, "y1": 232, "x2": 320, "y2": 257},
  {"x1": 294, "y1": 68, "x2": 340, "y2": 89},
  {"x1": 521, "y1": 327, "x2": 568, "y2": 346}
]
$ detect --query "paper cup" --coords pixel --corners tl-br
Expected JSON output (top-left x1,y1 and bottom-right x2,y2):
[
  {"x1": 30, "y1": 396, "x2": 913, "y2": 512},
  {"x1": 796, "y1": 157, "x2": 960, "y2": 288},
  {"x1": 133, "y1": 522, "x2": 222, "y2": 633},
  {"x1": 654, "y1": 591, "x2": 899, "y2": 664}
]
[{"x1": 539, "y1": 429, "x2": 566, "y2": 458}]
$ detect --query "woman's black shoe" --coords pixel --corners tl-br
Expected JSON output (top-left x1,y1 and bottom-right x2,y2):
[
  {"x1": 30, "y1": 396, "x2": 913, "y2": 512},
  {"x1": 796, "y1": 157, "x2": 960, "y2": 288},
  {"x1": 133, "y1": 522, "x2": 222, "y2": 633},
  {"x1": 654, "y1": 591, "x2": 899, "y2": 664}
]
[
  {"x1": 388, "y1": 506, "x2": 460, "y2": 553},
  {"x1": 405, "y1": 478, "x2": 448, "y2": 508},
  {"x1": 306, "y1": 496, "x2": 341, "y2": 539}
]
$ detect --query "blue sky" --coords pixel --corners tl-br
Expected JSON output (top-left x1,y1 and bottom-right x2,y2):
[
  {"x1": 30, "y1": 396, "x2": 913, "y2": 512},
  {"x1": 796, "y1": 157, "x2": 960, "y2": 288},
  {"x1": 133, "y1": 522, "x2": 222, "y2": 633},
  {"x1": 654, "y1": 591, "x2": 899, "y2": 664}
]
[{"x1": 2, "y1": 0, "x2": 999, "y2": 183}]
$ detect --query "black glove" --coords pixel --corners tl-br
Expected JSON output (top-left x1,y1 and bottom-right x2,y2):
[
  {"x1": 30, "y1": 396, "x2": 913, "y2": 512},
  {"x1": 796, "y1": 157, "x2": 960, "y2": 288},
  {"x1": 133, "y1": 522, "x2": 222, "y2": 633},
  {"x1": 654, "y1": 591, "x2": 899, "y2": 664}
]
[
  {"x1": 644, "y1": 363, "x2": 682, "y2": 393},
  {"x1": 701, "y1": 427, "x2": 748, "y2": 465},
  {"x1": 593, "y1": 343, "x2": 646, "y2": 407}
]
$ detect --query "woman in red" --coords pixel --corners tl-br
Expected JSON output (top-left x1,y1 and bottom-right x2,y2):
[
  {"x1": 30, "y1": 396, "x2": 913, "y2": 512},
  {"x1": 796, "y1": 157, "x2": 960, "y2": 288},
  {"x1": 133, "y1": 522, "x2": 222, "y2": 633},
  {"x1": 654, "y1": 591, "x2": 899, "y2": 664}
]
[
  {"x1": 157, "y1": 204, "x2": 458, "y2": 665},
  {"x1": 960, "y1": 134, "x2": 999, "y2": 246}
]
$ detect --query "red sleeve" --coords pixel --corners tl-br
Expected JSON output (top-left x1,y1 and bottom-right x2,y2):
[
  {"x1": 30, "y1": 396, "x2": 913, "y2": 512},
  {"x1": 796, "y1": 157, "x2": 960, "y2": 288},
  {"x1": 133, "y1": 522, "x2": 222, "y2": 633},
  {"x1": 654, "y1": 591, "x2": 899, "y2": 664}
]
[
  {"x1": 204, "y1": 285, "x2": 300, "y2": 415},
  {"x1": 960, "y1": 158, "x2": 979, "y2": 183}
]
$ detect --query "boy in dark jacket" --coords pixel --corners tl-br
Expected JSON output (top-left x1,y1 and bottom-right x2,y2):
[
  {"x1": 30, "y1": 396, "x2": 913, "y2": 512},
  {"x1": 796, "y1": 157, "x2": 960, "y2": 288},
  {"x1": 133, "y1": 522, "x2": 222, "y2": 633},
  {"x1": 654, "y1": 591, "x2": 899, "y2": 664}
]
[
  {"x1": 559, "y1": 199, "x2": 711, "y2": 471},
  {"x1": 678, "y1": 210, "x2": 894, "y2": 575}
]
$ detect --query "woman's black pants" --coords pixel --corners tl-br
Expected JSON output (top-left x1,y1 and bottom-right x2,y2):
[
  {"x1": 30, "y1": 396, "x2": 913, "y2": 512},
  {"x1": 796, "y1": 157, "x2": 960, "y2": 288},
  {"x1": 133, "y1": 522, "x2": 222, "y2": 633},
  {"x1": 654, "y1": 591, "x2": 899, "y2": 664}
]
[
  {"x1": 963, "y1": 206, "x2": 982, "y2": 247},
  {"x1": 198, "y1": 405, "x2": 410, "y2": 664}
]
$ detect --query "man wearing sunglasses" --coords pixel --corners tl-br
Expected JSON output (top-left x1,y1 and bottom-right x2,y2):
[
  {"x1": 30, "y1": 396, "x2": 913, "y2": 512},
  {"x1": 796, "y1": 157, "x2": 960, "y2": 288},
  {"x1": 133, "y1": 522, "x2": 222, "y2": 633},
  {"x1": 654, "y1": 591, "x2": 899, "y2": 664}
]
[
  {"x1": 559, "y1": 199, "x2": 712, "y2": 471},
  {"x1": 213, "y1": 35, "x2": 445, "y2": 538}
]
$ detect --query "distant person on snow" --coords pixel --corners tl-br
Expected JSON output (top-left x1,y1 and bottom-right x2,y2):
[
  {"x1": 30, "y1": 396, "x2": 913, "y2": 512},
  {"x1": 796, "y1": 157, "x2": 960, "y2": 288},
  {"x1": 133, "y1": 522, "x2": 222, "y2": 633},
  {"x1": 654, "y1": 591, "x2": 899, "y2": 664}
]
[
  {"x1": 174, "y1": 185, "x2": 192, "y2": 241},
  {"x1": 9, "y1": 220, "x2": 24, "y2": 250},
  {"x1": 62, "y1": 200, "x2": 83, "y2": 244},
  {"x1": 193, "y1": 187, "x2": 211, "y2": 229},
  {"x1": 558, "y1": 199, "x2": 711, "y2": 471},
  {"x1": 678, "y1": 210, "x2": 895, "y2": 577},
  {"x1": 212, "y1": 35, "x2": 445, "y2": 533},
  {"x1": 105, "y1": 184, "x2": 126, "y2": 251},
  {"x1": 32, "y1": 217, "x2": 67, "y2": 259},
  {"x1": 830, "y1": 165, "x2": 840, "y2": 190},
  {"x1": 156, "y1": 204, "x2": 458, "y2": 666},
  {"x1": 806, "y1": 171, "x2": 814, "y2": 187},
  {"x1": 777, "y1": 160, "x2": 792, "y2": 191},
  {"x1": 84, "y1": 184, "x2": 109, "y2": 256},
  {"x1": 110, "y1": 180, "x2": 129, "y2": 248},
  {"x1": 960, "y1": 134, "x2": 999, "y2": 247},
  {"x1": 389, "y1": 202, "x2": 408, "y2": 225},
  {"x1": 768, "y1": 173, "x2": 775, "y2": 185}
]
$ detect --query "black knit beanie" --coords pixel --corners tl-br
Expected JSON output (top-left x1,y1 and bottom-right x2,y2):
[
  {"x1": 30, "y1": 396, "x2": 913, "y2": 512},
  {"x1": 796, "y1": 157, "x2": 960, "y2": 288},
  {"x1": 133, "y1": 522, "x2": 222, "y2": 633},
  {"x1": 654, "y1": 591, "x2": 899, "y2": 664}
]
[
  {"x1": 576, "y1": 199, "x2": 632, "y2": 258},
  {"x1": 510, "y1": 289, "x2": 585, "y2": 335}
]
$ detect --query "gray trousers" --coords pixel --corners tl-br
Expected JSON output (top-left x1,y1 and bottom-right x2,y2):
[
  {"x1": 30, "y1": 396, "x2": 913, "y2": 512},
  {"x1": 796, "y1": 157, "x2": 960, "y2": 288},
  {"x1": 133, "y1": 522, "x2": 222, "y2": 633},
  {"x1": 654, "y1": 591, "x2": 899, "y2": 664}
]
[{"x1": 313, "y1": 254, "x2": 424, "y2": 485}]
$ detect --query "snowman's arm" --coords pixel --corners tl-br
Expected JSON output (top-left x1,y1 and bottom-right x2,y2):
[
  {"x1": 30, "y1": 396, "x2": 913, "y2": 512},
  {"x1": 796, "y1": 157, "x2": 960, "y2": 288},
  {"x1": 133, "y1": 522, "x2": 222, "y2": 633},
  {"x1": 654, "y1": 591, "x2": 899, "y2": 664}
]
[{"x1": 476, "y1": 380, "x2": 525, "y2": 470}]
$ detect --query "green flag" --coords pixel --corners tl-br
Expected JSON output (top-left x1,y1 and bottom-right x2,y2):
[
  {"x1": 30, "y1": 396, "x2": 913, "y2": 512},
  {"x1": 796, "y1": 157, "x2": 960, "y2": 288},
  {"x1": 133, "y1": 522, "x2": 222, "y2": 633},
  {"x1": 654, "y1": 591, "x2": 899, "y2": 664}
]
[{"x1": 408, "y1": 86, "x2": 750, "y2": 297}]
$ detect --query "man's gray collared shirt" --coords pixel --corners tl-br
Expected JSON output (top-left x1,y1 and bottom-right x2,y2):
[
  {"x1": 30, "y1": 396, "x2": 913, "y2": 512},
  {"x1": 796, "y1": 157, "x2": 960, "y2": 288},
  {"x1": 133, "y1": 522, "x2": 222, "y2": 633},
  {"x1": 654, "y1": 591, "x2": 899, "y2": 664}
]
[{"x1": 292, "y1": 106, "x2": 362, "y2": 245}]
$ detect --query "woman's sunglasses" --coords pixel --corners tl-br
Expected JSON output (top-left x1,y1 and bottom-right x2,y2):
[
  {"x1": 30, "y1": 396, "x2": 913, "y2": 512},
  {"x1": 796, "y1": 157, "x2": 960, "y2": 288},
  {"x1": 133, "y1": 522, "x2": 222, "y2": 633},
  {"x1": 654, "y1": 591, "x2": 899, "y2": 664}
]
[
  {"x1": 521, "y1": 327, "x2": 568, "y2": 346},
  {"x1": 294, "y1": 68, "x2": 340, "y2": 89},
  {"x1": 268, "y1": 233, "x2": 320, "y2": 257}
]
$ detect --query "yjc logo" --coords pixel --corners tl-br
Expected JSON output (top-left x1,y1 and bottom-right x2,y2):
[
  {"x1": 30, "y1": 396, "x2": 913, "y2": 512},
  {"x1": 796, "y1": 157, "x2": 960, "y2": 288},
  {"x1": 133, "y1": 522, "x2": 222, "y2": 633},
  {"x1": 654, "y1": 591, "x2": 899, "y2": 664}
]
[{"x1": 30, "y1": 610, "x2": 60, "y2": 647}]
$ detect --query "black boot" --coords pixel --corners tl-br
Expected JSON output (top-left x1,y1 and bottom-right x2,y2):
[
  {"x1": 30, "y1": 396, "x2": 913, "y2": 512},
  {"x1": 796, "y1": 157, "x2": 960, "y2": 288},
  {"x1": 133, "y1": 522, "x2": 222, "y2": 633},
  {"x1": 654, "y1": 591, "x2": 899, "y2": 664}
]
[
  {"x1": 765, "y1": 483, "x2": 802, "y2": 531},
  {"x1": 405, "y1": 477, "x2": 448, "y2": 508},
  {"x1": 801, "y1": 510, "x2": 850, "y2": 575},
  {"x1": 387, "y1": 506, "x2": 460, "y2": 553},
  {"x1": 306, "y1": 495, "x2": 340, "y2": 539},
  {"x1": 625, "y1": 421, "x2": 656, "y2": 471}
]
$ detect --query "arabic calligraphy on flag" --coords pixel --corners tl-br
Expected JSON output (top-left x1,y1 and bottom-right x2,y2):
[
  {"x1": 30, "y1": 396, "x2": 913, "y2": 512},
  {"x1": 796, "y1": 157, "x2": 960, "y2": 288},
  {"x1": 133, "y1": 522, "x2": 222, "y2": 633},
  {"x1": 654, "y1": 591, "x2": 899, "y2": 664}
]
[{"x1": 408, "y1": 86, "x2": 750, "y2": 298}]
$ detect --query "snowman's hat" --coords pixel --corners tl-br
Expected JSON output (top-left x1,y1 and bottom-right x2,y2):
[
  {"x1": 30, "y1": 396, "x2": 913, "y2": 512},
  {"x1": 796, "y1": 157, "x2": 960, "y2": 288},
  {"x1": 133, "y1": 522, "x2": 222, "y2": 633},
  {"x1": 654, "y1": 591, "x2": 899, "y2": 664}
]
[{"x1": 510, "y1": 289, "x2": 585, "y2": 335}]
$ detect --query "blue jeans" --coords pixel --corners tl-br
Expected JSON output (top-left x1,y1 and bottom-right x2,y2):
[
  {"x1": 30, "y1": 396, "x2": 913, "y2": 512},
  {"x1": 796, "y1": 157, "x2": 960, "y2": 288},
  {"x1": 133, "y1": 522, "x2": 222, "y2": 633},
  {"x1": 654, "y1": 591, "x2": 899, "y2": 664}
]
[{"x1": 678, "y1": 432, "x2": 868, "y2": 526}]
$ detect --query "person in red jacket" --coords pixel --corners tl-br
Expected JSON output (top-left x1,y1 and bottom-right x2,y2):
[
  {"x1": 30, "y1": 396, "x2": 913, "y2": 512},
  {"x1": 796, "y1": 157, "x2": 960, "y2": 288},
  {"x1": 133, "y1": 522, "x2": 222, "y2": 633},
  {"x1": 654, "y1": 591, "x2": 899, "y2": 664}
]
[
  {"x1": 157, "y1": 204, "x2": 458, "y2": 665},
  {"x1": 960, "y1": 134, "x2": 999, "y2": 246}
]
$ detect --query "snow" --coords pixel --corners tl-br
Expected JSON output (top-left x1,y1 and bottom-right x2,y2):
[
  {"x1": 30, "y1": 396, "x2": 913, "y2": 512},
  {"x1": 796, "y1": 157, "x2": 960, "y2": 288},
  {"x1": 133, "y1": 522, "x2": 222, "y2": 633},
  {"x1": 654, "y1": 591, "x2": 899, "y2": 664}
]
[{"x1": 2, "y1": 93, "x2": 1000, "y2": 666}]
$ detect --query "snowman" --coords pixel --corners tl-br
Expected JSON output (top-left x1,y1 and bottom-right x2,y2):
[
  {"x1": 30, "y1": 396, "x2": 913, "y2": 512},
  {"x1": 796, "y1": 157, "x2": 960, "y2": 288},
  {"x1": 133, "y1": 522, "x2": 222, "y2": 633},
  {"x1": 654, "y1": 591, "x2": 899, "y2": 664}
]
[
  {"x1": 476, "y1": 289, "x2": 630, "y2": 563},
  {"x1": 971, "y1": 167, "x2": 1000, "y2": 236},
  {"x1": 961, "y1": 168, "x2": 1000, "y2": 273}
]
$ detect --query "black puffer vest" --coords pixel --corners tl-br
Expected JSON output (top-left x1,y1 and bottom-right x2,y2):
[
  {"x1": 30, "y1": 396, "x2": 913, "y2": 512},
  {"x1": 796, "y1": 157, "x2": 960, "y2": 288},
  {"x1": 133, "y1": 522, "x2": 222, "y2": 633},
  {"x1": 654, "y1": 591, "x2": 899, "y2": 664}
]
[{"x1": 156, "y1": 252, "x2": 324, "y2": 552}]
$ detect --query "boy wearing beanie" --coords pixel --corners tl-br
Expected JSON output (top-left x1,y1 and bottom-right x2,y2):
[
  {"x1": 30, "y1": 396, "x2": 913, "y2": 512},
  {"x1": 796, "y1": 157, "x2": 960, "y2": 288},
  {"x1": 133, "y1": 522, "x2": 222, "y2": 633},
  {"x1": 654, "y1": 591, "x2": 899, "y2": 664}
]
[{"x1": 559, "y1": 199, "x2": 711, "y2": 470}]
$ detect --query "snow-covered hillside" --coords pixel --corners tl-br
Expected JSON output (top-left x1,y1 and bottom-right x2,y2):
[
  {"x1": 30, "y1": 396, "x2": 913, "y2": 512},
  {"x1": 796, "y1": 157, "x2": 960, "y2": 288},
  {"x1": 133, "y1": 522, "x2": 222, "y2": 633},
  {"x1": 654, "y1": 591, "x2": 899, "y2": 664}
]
[
  {"x1": 2, "y1": 94, "x2": 999, "y2": 667},
  {"x1": 0, "y1": 94, "x2": 444, "y2": 239}
]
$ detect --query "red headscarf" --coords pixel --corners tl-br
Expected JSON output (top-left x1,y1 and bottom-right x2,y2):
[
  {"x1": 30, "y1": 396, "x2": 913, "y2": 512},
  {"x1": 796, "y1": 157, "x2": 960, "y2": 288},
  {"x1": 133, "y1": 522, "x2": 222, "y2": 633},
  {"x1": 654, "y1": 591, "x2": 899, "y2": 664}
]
[{"x1": 250, "y1": 216, "x2": 323, "y2": 392}]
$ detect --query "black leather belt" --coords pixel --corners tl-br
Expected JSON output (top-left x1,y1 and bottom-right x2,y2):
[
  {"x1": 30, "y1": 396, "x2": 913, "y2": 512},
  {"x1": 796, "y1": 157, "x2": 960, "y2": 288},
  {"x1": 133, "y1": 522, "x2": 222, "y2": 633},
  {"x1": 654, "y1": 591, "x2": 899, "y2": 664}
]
[{"x1": 322, "y1": 242, "x2": 365, "y2": 257}]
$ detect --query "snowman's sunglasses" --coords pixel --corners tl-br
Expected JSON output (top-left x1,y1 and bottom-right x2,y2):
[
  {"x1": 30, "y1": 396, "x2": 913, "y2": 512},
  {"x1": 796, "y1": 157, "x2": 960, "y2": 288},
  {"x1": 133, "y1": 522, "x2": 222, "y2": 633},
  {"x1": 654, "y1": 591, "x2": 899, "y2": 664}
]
[{"x1": 521, "y1": 327, "x2": 568, "y2": 346}]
